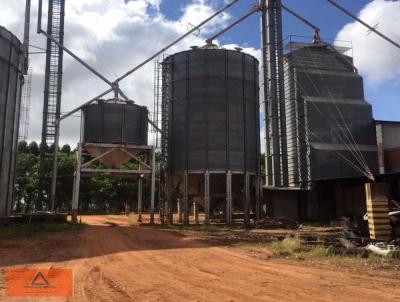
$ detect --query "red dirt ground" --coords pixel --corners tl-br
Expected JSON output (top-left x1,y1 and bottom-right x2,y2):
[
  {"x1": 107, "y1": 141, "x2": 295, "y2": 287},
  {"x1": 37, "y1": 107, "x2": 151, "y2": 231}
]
[{"x1": 0, "y1": 215, "x2": 399, "y2": 301}]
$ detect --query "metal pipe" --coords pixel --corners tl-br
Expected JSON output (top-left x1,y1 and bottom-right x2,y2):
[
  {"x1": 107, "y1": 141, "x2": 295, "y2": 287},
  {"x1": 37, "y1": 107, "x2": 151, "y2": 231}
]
[
  {"x1": 37, "y1": 0, "x2": 42, "y2": 34},
  {"x1": 60, "y1": 88, "x2": 114, "y2": 121},
  {"x1": 275, "y1": 0, "x2": 289, "y2": 186},
  {"x1": 327, "y1": 0, "x2": 400, "y2": 50},
  {"x1": 23, "y1": 0, "x2": 31, "y2": 74},
  {"x1": 39, "y1": 29, "x2": 113, "y2": 87},
  {"x1": 206, "y1": 5, "x2": 260, "y2": 44},
  {"x1": 281, "y1": 4, "x2": 319, "y2": 31},
  {"x1": 115, "y1": 0, "x2": 240, "y2": 83},
  {"x1": 260, "y1": 0, "x2": 273, "y2": 186}
]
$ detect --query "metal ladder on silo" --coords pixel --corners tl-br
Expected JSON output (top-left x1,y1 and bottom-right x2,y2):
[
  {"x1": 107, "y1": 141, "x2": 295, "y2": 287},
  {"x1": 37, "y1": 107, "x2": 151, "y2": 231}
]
[
  {"x1": 152, "y1": 60, "x2": 163, "y2": 148},
  {"x1": 160, "y1": 60, "x2": 171, "y2": 165}
]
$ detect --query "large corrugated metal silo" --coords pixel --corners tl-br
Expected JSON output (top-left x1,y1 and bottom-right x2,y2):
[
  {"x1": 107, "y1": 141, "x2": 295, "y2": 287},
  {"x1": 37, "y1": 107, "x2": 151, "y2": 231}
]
[
  {"x1": 0, "y1": 26, "x2": 24, "y2": 217},
  {"x1": 163, "y1": 48, "x2": 260, "y2": 173},
  {"x1": 161, "y1": 47, "x2": 261, "y2": 224}
]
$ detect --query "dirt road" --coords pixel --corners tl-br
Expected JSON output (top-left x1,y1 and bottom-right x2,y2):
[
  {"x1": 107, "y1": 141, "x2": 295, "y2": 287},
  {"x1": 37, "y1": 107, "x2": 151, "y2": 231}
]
[{"x1": 1, "y1": 215, "x2": 399, "y2": 301}]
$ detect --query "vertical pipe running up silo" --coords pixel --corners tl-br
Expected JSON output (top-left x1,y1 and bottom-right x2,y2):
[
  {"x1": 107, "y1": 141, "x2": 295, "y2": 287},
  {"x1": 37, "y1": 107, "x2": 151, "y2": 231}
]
[
  {"x1": 260, "y1": 0, "x2": 273, "y2": 186},
  {"x1": 260, "y1": 0, "x2": 288, "y2": 187}
]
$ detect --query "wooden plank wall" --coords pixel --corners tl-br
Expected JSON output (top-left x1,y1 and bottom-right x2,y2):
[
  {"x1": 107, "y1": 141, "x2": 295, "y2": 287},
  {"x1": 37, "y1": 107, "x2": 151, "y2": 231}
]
[{"x1": 365, "y1": 182, "x2": 391, "y2": 241}]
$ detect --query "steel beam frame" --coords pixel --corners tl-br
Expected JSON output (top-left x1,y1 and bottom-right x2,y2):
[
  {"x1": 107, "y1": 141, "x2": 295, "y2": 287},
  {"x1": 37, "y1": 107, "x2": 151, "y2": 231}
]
[{"x1": 71, "y1": 143, "x2": 156, "y2": 224}]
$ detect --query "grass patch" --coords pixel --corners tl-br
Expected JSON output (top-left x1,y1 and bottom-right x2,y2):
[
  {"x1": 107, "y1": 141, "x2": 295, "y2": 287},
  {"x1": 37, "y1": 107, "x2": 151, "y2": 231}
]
[
  {"x1": 265, "y1": 236, "x2": 329, "y2": 259},
  {"x1": 0, "y1": 222, "x2": 87, "y2": 239},
  {"x1": 267, "y1": 236, "x2": 302, "y2": 256}
]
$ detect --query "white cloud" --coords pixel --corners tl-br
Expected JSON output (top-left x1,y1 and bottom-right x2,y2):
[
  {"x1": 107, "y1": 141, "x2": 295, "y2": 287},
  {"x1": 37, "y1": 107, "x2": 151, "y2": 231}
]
[
  {"x1": 1, "y1": 0, "x2": 259, "y2": 146},
  {"x1": 335, "y1": 0, "x2": 400, "y2": 84}
]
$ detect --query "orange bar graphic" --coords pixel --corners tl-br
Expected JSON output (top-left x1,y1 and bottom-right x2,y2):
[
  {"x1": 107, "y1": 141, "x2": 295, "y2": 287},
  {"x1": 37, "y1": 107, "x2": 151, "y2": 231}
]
[{"x1": 6, "y1": 268, "x2": 72, "y2": 297}]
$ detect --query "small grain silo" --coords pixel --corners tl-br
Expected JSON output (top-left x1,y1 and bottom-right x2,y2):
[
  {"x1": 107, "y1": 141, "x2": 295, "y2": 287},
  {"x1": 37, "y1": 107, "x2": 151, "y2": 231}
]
[
  {"x1": 71, "y1": 98, "x2": 156, "y2": 223},
  {"x1": 161, "y1": 46, "x2": 261, "y2": 224},
  {"x1": 81, "y1": 99, "x2": 148, "y2": 168},
  {"x1": 0, "y1": 26, "x2": 25, "y2": 218}
]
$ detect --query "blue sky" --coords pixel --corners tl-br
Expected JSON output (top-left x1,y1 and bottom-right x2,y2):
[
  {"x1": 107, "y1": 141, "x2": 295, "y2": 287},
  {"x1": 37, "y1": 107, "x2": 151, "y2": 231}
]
[{"x1": 160, "y1": 0, "x2": 399, "y2": 122}]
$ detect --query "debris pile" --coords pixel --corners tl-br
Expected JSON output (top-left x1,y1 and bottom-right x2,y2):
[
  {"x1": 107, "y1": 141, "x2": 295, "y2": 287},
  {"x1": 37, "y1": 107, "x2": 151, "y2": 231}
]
[{"x1": 254, "y1": 217, "x2": 299, "y2": 229}]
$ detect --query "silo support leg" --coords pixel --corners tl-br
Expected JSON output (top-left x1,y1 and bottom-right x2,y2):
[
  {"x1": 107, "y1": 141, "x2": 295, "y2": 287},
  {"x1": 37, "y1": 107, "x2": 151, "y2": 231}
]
[
  {"x1": 255, "y1": 175, "x2": 261, "y2": 221},
  {"x1": 166, "y1": 176, "x2": 173, "y2": 225},
  {"x1": 177, "y1": 199, "x2": 183, "y2": 223},
  {"x1": 244, "y1": 173, "x2": 250, "y2": 225},
  {"x1": 193, "y1": 202, "x2": 199, "y2": 224},
  {"x1": 226, "y1": 171, "x2": 233, "y2": 224},
  {"x1": 71, "y1": 144, "x2": 82, "y2": 224},
  {"x1": 150, "y1": 148, "x2": 156, "y2": 224},
  {"x1": 137, "y1": 171, "x2": 143, "y2": 223},
  {"x1": 204, "y1": 171, "x2": 210, "y2": 225},
  {"x1": 183, "y1": 171, "x2": 189, "y2": 225}
]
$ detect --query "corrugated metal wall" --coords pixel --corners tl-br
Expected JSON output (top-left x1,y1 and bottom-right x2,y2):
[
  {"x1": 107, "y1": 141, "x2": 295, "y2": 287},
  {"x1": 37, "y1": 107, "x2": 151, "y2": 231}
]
[
  {"x1": 0, "y1": 26, "x2": 24, "y2": 217},
  {"x1": 162, "y1": 48, "x2": 260, "y2": 174},
  {"x1": 82, "y1": 101, "x2": 148, "y2": 145},
  {"x1": 284, "y1": 45, "x2": 378, "y2": 184},
  {"x1": 376, "y1": 121, "x2": 400, "y2": 173}
]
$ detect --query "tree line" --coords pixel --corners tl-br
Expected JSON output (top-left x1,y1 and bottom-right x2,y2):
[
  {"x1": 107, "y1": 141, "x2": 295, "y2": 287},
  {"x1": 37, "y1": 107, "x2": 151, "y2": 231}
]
[{"x1": 15, "y1": 141, "x2": 151, "y2": 215}]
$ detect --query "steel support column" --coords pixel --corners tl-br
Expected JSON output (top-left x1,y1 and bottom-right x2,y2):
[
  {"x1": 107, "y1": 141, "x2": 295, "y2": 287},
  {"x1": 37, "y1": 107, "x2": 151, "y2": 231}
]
[
  {"x1": 193, "y1": 202, "x2": 199, "y2": 224},
  {"x1": 244, "y1": 173, "x2": 250, "y2": 225},
  {"x1": 255, "y1": 175, "x2": 262, "y2": 220},
  {"x1": 226, "y1": 171, "x2": 233, "y2": 224},
  {"x1": 177, "y1": 199, "x2": 183, "y2": 223},
  {"x1": 183, "y1": 171, "x2": 189, "y2": 225},
  {"x1": 204, "y1": 171, "x2": 210, "y2": 225},
  {"x1": 260, "y1": 0, "x2": 288, "y2": 187},
  {"x1": 71, "y1": 143, "x2": 82, "y2": 224},
  {"x1": 150, "y1": 147, "x2": 156, "y2": 224},
  {"x1": 260, "y1": 0, "x2": 271, "y2": 186},
  {"x1": 137, "y1": 161, "x2": 143, "y2": 223},
  {"x1": 166, "y1": 173, "x2": 173, "y2": 224}
]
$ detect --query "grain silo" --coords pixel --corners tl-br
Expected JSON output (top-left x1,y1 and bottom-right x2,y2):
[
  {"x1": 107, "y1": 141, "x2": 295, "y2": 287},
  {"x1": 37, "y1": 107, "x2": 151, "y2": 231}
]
[
  {"x1": 81, "y1": 99, "x2": 148, "y2": 168},
  {"x1": 161, "y1": 46, "x2": 261, "y2": 224},
  {"x1": 72, "y1": 98, "x2": 156, "y2": 223},
  {"x1": 0, "y1": 26, "x2": 25, "y2": 217}
]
